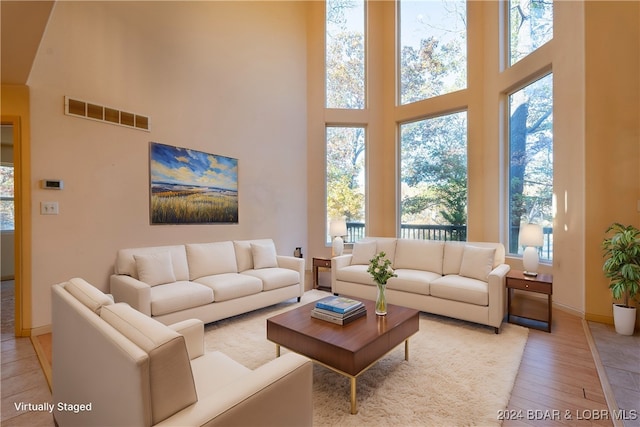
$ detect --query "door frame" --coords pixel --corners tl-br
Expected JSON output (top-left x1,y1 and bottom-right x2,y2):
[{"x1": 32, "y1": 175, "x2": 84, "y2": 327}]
[{"x1": 2, "y1": 115, "x2": 31, "y2": 337}]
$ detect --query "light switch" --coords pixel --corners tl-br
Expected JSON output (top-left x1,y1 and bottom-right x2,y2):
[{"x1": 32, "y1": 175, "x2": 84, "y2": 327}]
[{"x1": 41, "y1": 202, "x2": 59, "y2": 215}]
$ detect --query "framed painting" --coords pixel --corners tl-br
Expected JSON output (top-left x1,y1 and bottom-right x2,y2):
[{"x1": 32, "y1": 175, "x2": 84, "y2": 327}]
[{"x1": 149, "y1": 142, "x2": 238, "y2": 224}]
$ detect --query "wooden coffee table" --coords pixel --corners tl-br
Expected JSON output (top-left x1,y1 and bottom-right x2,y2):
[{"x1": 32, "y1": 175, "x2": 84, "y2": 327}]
[{"x1": 266, "y1": 297, "x2": 419, "y2": 414}]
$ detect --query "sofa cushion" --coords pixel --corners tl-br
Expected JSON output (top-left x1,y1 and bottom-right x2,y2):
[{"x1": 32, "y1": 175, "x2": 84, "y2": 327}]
[
  {"x1": 251, "y1": 242, "x2": 278, "y2": 269},
  {"x1": 186, "y1": 241, "x2": 238, "y2": 280},
  {"x1": 115, "y1": 245, "x2": 190, "y2": 281},
  {"x1": 394, "y1": 239, "x2": 444, "y2": 274},
  {"x1": 100, "y1": 303, "x2": 197, "y2": 425},
  {"x1": 64, "y1": 277, "x2": 113, "y2": 314},
  {"x1": 195, "y1": 273, "x2": 263, "y2": 302},
  {"x1": 430, "y1": 275, "x2": 489, "y2": 306},
  {"x1": 242, "y1": 268, "x2": 299, "y2": 291},
  {"x1": 335, "y1": 264, "x2": 376, "y2": 286},
  {"x1": 190, "y1": 351, "x2": 252, "y2": 399},
  {"x1": 459, "y1": 245, "x2": 496, "y2": 281},
  {"x1": 134, "y1": 252, "x2": 177, "y2": 287},
  {"x1": 149, "y1": 281, "x2": 214, "y2": 316},
  {"x1": 386, "y1": 269, "x2": 440, "y2": 296}
]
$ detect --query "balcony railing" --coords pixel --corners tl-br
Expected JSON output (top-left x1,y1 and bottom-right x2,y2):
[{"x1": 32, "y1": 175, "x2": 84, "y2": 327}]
[
  {"x1": 345, "y1": 222, "x2": 465, "y2": 242},
  {"x1": 344, "y1": 222, "x2": 553, "y2": 260}
]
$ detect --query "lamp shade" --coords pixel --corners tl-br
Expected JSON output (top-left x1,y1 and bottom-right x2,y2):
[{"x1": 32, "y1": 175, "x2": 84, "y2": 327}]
[
  {"x1": 519, "y1": 223, "x2": 543, "y2": 247},
  {"x1": 329, "y1": 218, "x2": 347, "y2": 237}
]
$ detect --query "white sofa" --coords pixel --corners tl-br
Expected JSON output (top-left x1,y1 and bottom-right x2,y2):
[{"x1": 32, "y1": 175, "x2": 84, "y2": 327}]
[
  {"x1": 52, "y1": 278, "x2": 313, "y2": 427},
  {"x1": 110, "y1": 239, "x2": 304, "y2": 325},
  {"x1": 331, "y1": 237, "x2": 510, "y2": 333}
]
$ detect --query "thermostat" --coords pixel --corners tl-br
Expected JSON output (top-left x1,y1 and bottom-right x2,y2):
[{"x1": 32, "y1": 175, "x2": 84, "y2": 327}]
[{"x1": 41, "y1": 179, "x2": 64, "y2": 190}]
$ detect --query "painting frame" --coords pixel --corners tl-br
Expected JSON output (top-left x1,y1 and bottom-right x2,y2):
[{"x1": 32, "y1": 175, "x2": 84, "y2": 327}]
[{"x1": 149, "y1": 141, "x2": 238, "y2": 225}]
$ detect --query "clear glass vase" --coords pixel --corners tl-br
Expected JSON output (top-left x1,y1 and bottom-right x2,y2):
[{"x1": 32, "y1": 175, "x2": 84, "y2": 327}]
[{"x1": 375, "y1": 283, "x2": 387, "y2": 316}]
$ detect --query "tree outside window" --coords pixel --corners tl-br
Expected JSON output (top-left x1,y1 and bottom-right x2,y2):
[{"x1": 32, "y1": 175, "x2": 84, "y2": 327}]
[
  {"x1": 399, "y1": 0, "x2": 467, "y2": 105},
  {"x1": 326, "y1": 127, "x2": 366, "y2": 244},
  {"x1": 400, "y1": 112, "x2": 467, "y2": 241},
  {"x1": 0, "y1": 164, "x2": 14, "y2": 231},
  {"x1": 326, "y1": 0, "x2": 365, "y2": 110},
  {"x1": 508, "y1": 73, "x2": 553, "y2": 260},
  {"x1": 509, "y1": 0, "x2": 553, "y2": 66}
]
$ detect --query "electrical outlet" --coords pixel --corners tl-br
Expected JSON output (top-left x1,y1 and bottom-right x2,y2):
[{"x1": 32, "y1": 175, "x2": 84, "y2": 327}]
[{"x1": 41, "y1": 202, "x2": 59, "y2": 215}]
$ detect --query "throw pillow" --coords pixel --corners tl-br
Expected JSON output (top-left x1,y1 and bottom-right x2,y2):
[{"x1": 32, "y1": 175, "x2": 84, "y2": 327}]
[
  {"x1": 459, "y1": 245, "x2": 496, "y2": 281},
  {"x1": 134, "y1": 252, "x2": 176, "y2": 286},
  {"x1": 251, "y1": 242, "x2": 278, "y2": 269},
  {"x1": 350, "y1": 241, "x2": 377, "y2": 265},
  {"x1": 233, "y1": 241, "x2": 254, "y2": 272}
]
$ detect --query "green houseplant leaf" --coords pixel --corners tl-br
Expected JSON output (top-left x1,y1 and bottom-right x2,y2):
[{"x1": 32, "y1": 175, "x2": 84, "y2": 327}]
[{"x1": 602, "y1": 222, "x2": 640, "y2": 308}]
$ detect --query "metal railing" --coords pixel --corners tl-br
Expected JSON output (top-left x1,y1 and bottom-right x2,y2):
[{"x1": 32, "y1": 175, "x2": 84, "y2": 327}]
[
  {"x1": 345, "y1": 222, "x2": 466, "y2": 242},
  {"x1": 344, "y1": 222, "x2": 553, "y2": 260}
]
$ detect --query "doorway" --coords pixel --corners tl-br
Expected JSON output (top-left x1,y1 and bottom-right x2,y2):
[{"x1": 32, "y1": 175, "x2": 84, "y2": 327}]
[{"x1": 1, "y1": 116, "x2": 28, "y2": 337}]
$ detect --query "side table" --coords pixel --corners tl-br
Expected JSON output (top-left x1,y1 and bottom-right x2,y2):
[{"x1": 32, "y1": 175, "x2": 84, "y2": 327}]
[
  {"x1": 312, "y1": 257, "x2": 332, "y2": 290},
  {"x1": 506, "y1": 269, "x2": 553, "y2": 332}
]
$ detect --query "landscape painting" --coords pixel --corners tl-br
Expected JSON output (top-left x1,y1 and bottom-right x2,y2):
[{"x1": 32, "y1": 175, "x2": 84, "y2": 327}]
[{"x1": 150, "y1": 142, "x2": 238, "y2": 224}]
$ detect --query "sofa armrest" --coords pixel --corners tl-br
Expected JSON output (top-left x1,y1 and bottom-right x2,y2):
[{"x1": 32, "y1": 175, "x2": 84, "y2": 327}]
[
  {"x1": 277, "y1": 255, "x2": 305, "y2": 295},
  {"x1": 330, "y1": 254, "x2": 353, "y2": 292},
  {"x1": 487, "y1": 264, "x2": 511, "y2": 329},
  {"x1": 169, "y1": 319, "x2": 204, "y2": 360},
  {"x1": 109, "y1": 274, "x2": 152, "y2": 316},
  {"x1": 331, "y1": 254, "x2": 352, "y2": 270},
  {"x1": 156, "y1": 353, "x2": 313, "y2": 427}
]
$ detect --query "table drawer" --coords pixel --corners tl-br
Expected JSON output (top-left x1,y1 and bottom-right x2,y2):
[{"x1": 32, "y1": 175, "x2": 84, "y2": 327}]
[
  {"x1": 314, "y1": 258, "x2": 331, "y2": 268},
  {"x1": 507, "y1": 278, "x2": 551, "y2": 294}
]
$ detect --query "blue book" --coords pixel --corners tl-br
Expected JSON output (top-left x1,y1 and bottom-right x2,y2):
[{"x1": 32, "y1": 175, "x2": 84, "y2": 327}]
[{"x1": 315, "y1": 296, "x2": 363, "y2": 314}]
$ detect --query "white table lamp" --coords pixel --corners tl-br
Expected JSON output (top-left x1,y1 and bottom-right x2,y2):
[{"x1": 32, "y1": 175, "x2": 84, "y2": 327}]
[
  {"x1": 519, "y1": 223, "x2": 544, "y2": 276},
  {"x1": 329, "y1": 218, "x2": 347, "y2": 256}
]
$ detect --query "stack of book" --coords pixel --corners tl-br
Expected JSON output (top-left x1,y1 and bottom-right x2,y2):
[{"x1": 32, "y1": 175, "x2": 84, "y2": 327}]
[{"x1": 311, "y1": 296, "x2": 366, "y2": 325}]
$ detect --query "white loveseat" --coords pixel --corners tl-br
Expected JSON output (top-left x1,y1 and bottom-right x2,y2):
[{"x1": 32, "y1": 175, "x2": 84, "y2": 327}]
[
  {"x1": 110, "y1": 239, "x2": 304, "y2": 325},
  {"x1": 52, "y1": 278, "x2": 313, "y2": 427},
  {"x1": 331, "y1": 237, "x2": 510, "y2": 333}
]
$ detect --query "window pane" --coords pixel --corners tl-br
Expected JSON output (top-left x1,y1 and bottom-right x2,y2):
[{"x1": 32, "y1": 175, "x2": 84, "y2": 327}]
[
  {"x1": 0, "y1": 164, "x2": 14, "y2": 231},
  {"x1": 400, "y1": 112, "x2": 467, "y2": 241},
  {"x1": 508, "y1": 73, "x2": 553, "y2": 260},
  {"x1": 509, "y1": 0, "x2": 553, "y2": 66},
  {"x1": 326, "y1": 127, "x2": 366, "y2": 244},
  {"x1": 326, "y1": 0, "x2": 365, "y2": 109},
  {"x1": 399, "y1": 0, "x2": 467, "y2": 105}
]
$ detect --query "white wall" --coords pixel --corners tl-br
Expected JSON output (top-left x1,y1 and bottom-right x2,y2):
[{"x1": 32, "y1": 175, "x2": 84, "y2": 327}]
[{"x1": 27, "y1": 1, "x2": 308, "y2": 328}]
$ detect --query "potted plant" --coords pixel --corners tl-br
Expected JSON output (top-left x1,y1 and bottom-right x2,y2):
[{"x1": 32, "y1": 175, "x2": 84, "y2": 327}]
[{"x1": 602, "y1": 222, "x2": 640, "y2": 335}]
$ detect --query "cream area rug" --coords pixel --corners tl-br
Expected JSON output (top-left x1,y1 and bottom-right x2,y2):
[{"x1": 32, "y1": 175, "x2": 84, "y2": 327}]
[{"x1": 204, "y1": 290, "x2": 529, "y2": 426}]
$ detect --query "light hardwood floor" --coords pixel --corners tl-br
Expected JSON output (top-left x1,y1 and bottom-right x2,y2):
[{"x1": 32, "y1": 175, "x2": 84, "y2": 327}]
[{"x1": 1, "y1": 279, "x2": 636, "y2": 426}]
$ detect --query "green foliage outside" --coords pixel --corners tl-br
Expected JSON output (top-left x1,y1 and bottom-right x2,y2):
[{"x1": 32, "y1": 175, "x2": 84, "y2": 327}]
[{"x1": 325, "y1": 0, "x2": 553, "y2": 253}]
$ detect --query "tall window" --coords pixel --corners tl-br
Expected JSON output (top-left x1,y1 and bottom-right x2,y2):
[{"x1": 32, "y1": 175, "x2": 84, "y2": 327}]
[
  {"x1": 399, "y1": 0, "x2": 467, "y2": 105},
  {"x1": 508, "y1": 73, "x2": 553, "y2": 260},
  {"x1": 326, "y1": 0, "x2": 365, "y2": 109},
  {"x1": 400, "y1": 112, "x2": 467, "y2": 241},
  {"x1": 509, "y1": 0, "x2": 553, "y2": 66},
  {"x1": 326, "y1": 127, "x2": 366, "y2": 244},
  {"x1": 0, "y1": 164, "x2": 14, "y2": 232}
]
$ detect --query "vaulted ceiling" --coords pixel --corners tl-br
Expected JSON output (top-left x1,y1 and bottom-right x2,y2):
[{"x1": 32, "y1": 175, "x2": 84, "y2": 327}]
[{"x1": 1, "y1": 1, "x2": 55, "y2": 85}]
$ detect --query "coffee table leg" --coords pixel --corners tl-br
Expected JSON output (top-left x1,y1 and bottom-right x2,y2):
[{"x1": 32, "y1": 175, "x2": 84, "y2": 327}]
[
  {"x1": 275, "y1": 344, "x2": 281, "y2": 358},
  {"x1": 350, "y1": 377, "x2": 357, "y2": 414},
  {"x1": 405, "y1": 339, "x2": 409, "y2": 361}
]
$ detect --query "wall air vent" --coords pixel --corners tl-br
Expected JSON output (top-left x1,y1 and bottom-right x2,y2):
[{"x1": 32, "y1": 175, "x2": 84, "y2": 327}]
[{"x1": 64, "y1": 96, "x2": 150, "y2": 131}]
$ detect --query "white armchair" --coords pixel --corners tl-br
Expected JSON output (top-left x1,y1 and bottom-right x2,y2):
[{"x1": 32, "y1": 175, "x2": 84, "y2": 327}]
[{"x1": 52, "y1": 278, "x2": 313, "y2": 426}]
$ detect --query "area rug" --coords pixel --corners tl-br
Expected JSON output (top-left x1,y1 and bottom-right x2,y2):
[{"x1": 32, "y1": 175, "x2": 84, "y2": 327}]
[{"x1": 204, "y1": 290, "x2": 529, "y2": 426}]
